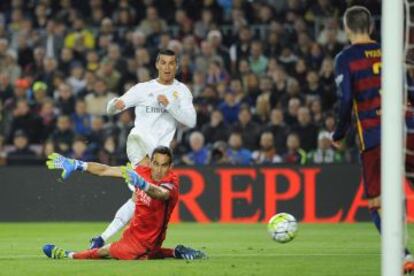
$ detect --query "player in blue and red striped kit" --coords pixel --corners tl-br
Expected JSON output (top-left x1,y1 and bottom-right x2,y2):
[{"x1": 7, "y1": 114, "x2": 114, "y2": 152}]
[{"x1": 332, "y1": 6, "x2": 414, "y2": 272}]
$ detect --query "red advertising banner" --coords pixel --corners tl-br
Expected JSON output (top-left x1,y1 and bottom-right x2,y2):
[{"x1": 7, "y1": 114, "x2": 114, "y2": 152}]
[{"x1": 1, "y1": 165, "x2": 414, "y2": 222}]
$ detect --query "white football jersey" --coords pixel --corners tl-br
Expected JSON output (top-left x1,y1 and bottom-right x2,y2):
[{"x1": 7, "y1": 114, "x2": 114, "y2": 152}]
[{"x1": 107, "y1": 78, "x2": 196, "y2": 164}]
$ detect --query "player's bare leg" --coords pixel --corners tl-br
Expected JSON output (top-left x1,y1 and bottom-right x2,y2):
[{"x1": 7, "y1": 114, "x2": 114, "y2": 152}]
[
  {"x1": 43, "y1": 243, "x2": 111, "y2": 260},
  {"x1": 90, "y1": 156, "x2": 151, "y2": 248}
]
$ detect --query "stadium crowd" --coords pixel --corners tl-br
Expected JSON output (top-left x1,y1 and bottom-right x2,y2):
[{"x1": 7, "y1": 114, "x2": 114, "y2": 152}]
[{"x1": 0, "y1": 0, "x2": 380, "y2": 166}]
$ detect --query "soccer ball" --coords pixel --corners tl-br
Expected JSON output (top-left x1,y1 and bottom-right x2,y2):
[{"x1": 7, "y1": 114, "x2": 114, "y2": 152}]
[{"x1": 267, "y1": 213, "x2": 298, "y2": 243}]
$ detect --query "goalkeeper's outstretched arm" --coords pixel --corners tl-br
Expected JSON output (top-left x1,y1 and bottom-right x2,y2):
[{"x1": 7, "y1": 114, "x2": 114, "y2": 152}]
[{"x1": 85, "y1": 162, "x2": 123, "y2": 178}]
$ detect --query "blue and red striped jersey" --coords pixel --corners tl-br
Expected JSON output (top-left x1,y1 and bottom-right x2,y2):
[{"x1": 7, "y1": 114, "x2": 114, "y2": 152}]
[
  {"x1": 406, "y1": 73, "x2": 414, "y2": 133},
  {"x1": 333, "y1": 42, "x2": 381, "y2": 152}
]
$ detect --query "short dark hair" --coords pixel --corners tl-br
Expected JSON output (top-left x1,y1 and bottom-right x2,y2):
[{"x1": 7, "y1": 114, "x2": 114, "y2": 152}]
[
  {"x1": 344, "y1": 6, "x2": 371, "y2": 34},
  {"x1": 156, "y1": 49, "x2": 177, "y2": 63},
  {"x1": 151, "y1": 146, "x2": 173, "y2": 164}
]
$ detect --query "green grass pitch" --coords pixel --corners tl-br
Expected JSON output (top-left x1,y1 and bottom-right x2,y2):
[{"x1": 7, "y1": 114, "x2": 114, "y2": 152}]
[{"x1": 0, "y1": 222, "x2": 410, "y2": 275}]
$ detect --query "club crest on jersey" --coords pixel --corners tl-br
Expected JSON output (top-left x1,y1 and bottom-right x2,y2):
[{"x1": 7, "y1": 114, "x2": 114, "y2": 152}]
[{"x1": 172, "y1": 91, "x2": 178, "y2": 100}]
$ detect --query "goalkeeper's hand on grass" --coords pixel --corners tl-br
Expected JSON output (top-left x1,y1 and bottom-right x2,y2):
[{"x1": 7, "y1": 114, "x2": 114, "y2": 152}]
[
  {"x1": 121, "y1": 164, "x2": 149, "y2": 191},
  {"x1": 46, "y1": 152, "x2": 86, "y2": 180}
]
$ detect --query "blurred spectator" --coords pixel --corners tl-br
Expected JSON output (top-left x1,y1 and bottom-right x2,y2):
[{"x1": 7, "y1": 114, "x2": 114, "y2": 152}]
[
  {"x1": 96, "y1": 58, "x2": 121, "y2": 92},
  {"x1": 194, "y1": 9, "x2": 216, "y2": 39},
  {"x1": 229, "y1": 78, "x2": 249, "y2": 105},
  {"x1": 7, "y1": 130, "x2": 37, "y2": 165},
  {"x1": 207, "y1": 30, "x2": 230, "y2": 71},
  {"x1": 50, "y1": 115, "x2": 74, "y2": 155},
  {"x1": 206, "y1": 59, "x2": 229, "y2": 85},
  {"x1": 284, "y1": 97, "x2": 301, "y2": 126},
  {"x1": 264, "y1": 108, "x2": 289, "y2": 154},
  {"x1": 40, "y1": 19, "x2": 65, "y2": 59},
  {"x1": 279, "y1": 77, "x2": 303, "y2": 109},
  {"x1": 71, "y1": 99, "x2": 92, "y2": 136},
  {"x1": 38, "y1": 57, "x2": 58, "y2": 94},
  {"x1": 138, "y1": 5, "x2": 167, "y2": 37},
  {"x1": 67, "y1": 63, "x2": 86, "y2": 95},
  {"x1": 218, "y1": 92, "x2": 240, "y2": 125},
  {"x1": 304, "y1": 70, "x2": 323, "y2": 104},
  {"x1": 56, "y1": 83, "x2": 75, "y2": 115},
  {"x1": 229, "y1": 26, "x2": 252, "y2": 72},
  {"x1": 2, "y1": 49, "x2": 21, "y2": 83},
  {"x1": 255, "y1": 75, "x2": 274, "y2": 122},
  {"x1": 17, "y1": 35, "x2": 34, "y2": 71},
  {"x1": 252, "y1": 132, "x2": 282, "y2": 164},
  {"x1": 319, "y1": 57, "x2": 337, "y2": 110},
  {"x1": 4, "y1": 78, "x2": 29, "y2": 111},
  {"x1": 32, "y1": 81, "x2": 48, "y2": 112},
  {"x1": 310, "y1": 97, "x2": 324, "y2": 126},
  {"x1": 323, "y1": 113, "x2": 336, "y2": 134},
  {"x1": 0, "y1": 73, "x2": 14, "y2": 103},
  {"x1": 307, "y1": 131, "x2": 343, "y2": 164},
  {"x1": 79, "y1": 70, "x2": 97, "y2": 97},
  {"x1": 71, "y1": 136, "x2": 94, "y2": 161},
  {"x1": 64, "y1": 17, "x2": 95, "y2": 50},
  {"x1": 0, "y1": 134, "x2": 6, "y2": 165},
  {"x1": 291, "y1": 106, "x2": 319, "y2": 151},
  {"x1": 85, "y1": 78, "x2": 116, "y2": 116},
  {"x1": 41, "y1": 139, "x2": 55, "y2": 160},
  {"x1": 88, "y1": 116, "x2": 106, "y2": 154},
  {"x1": 201, "y1": 109, "x2": 229, "y2": 145},
  {"x1": 249, "y1": 40, "x2": 268, "y2": 75},
  {"x1": 195, "y1": 40, "x2": 224, "y2": 73},
  {"x1": 283, "y1": 132, "x2": 307, "y2": 164},
  {"x1": 181, "y1": 131, "x2": 210, "y2": 165},
  {"x1": 113, "y1": 110, "x2": 134, "y2": 154},
  {"x1": 232, "y1": 106, "x2": 261, "y2": 150},
  {"x1": 38, "y1": 98, "x2": 57, "y2": 140},
  {"x1": 58, "y1": 48, "x2": 75, "y2": 75},
  {"x1": 9, "y1": 99, "x2": 43, "y2": 143},
  {"x1": 107, "y1": 44, "x2": 127, "y2": 75},
  {"x1": 98, "y1": 136, "x2": 119, "y2": 166},
  {"x1": 210, "y1": 141, "x2": 230, "y2": 165},
  {"x1": 226, "y1": 132, "x2": 252, "y2": 165}
]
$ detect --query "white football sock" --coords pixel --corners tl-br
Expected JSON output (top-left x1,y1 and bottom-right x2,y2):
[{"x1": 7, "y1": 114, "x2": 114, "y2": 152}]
[{"x1": 101, "y1": 199, "x2": 135, "y2": 241}]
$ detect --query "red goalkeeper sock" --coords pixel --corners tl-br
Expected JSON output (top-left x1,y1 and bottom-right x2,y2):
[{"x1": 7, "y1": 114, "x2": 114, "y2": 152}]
[
  {"x1": 160, "y1": 248, "x2": 174, "y2": 258},
  {"x1": 148, "y1": 248, "x2": 175, "y2": 259},
  {"x1": 73, "y1": 248, "x2": 101, "y2": 259}
]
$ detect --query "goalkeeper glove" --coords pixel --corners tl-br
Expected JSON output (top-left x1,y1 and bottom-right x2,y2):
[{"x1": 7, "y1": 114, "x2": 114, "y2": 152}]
[
  {"x1": 121, "y1": 164, "x2": 149, "y2": 191},
  {"x1": 46, "y1": 153, "x2": 87, "y2": 180}
]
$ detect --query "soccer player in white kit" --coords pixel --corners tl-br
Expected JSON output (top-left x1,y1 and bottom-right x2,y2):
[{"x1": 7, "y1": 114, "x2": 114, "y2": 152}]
[{"x1": 90, "y1": 49, "x2": 196, "y2": 248}]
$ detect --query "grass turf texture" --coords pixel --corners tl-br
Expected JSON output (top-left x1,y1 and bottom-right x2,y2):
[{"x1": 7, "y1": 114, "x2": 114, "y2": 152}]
[{"x1": 0, "y1": 223, "x2": 405, "y2": 275}]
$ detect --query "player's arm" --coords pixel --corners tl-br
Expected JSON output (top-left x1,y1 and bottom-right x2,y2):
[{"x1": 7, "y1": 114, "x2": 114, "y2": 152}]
[
  {"x1": 107, "y1": 83, "x2": 144, "y2": 115},
  {"x1": 159, "y1": 87, "x2": 197, "y2": 128},
  {"x1": 85, "y1": 162, "x2": 123, "y2": 177},
  {"x1": 332, "y1": 53, "x2": 353, "y2": 145},
  {"x1": 46, "y1": 153, "x2": 123, "y2": 180},
  {"x1": 122, "y1": 166, "x2": 170, "y2": 200}
]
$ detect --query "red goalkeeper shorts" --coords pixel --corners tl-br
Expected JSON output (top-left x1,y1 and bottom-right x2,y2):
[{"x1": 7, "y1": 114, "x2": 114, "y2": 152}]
[
  {"x1": 109, "y1": 235, "x2": 149, "y2": 260},
  {"x1": 361, "y1": 146, "x2": 381, "y2": 198}
]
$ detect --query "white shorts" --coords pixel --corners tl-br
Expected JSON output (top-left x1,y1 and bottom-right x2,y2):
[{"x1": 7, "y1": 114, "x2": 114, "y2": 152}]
[
  {"x1": 126, "y1": 130, "x2": 153, "y2": 191},
  {"x1": 125, "y1": 128, "x2": 173, "y2": 191}
]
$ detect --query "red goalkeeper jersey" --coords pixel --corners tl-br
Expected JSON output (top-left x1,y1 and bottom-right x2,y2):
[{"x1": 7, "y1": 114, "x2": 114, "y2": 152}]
[{"x1": 122, "y1": 166, "x2": 179, "y2": 252}]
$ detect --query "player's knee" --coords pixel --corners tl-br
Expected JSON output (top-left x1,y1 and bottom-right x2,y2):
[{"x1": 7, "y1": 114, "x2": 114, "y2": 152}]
[
  {"x1": 97, "y1": 245, "x2": 111, "y2": 258},
  {"x1": 368, "y1": 197, "x2": 381, "y2": 209}
]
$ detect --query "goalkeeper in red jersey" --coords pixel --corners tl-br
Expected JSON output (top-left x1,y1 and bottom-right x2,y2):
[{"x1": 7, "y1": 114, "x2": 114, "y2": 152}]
[
  {"x1": 332, "y1": 6, "x2": 414, "y2": 272},
  {"x1": 42, "y1": 146, "x2": 206, "y2": 261}
]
